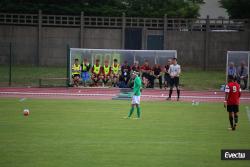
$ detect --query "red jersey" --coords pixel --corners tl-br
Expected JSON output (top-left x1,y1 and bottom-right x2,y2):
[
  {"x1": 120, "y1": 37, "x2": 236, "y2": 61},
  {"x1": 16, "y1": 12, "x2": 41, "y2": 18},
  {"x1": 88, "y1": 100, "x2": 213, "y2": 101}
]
[
  {"x1": 132, "y1": 65, "x2": 141, "y2": 72},
  {"x1": 225, "y1": 82, "x2": 241, "y2": 105},
  {"x1": 141, "y1": 65, "x2": 151, "y2": 71}
]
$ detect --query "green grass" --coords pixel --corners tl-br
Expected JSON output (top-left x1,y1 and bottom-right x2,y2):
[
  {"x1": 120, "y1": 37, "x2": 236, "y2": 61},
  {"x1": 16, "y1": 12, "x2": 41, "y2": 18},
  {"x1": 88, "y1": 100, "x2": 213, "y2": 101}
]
[
  {"x1": 0, "y1": 66, "x2": 225, "y2": 90},
  {"x1": 0, "y1": 66, "x2": 66, "y2": 87},
  {"x1": 0, "y1": 98, "x2": 250, "y2": 167},
  {"x1": 181, "y1": 69, "x2": 225, "y2": 90}
]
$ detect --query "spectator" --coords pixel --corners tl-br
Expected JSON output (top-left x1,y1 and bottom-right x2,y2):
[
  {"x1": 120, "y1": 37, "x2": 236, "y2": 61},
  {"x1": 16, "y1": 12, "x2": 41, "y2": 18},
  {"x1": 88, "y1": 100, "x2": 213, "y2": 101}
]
[
  {"x1": 72, "y1": 58, "x2": 81, "y2": 87},
  {"x1": 164, "y1": 59, "x2": 172, "y2": 88},
  {"x1": 81, "y1": 58, "x2": 91, "y2": 87},
  {"x1": 91, "y1": 59, "x2": 103, "y2": 86},
  {"x1": 227, "y1": 62, "x2": 237, "y2": 80},
  {"x1": 237, "y1": 61, "x2": 248, "y2": 90},
  {"x1": 120, "y1": 61, "x2": 131, "y2": 87},
  {"x1": 152, "y1": 64, "x2": 163, "y2": 89},
  {"x1": 111, "y1": 59, "x2": 120, "y2": 87},
  {"x1": 102, "y1": 60, "x2": 112, "y2": 86},
  {"x1": 141, "y1": 60, "x2": 154, "y2": 88}
]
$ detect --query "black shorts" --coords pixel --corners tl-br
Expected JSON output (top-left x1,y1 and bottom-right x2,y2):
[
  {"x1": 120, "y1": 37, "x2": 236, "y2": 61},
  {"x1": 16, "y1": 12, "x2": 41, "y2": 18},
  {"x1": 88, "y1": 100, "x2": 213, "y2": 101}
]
[
  {"x1": 72, "y1": 74, "x2": 80, "y2": 78},
  {"x1": 227, "y1": 105, "x2": 239, "y2": 113},
  {"x1": 164, "y1": 74, "x2": 170, "y2": 82},
  {"x1": 169, "y1": 77, "x2": 179, "y2": 87}
]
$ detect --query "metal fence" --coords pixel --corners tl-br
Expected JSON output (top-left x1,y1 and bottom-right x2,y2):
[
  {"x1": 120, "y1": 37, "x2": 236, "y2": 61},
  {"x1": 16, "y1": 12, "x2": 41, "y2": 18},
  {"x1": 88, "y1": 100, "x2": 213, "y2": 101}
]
[
  {"x1": 0, "y1": 42, "x2": 67, "y2": 87},
  {"x1": 0, "y1": 12, "x2": 249, "y2": 31}
]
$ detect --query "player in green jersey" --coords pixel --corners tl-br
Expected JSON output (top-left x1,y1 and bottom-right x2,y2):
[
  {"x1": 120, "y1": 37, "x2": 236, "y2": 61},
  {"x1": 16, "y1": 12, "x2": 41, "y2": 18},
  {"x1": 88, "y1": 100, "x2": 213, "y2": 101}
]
[{"x1": 126, "y1": 71, "x2": 142, "y2": 119}]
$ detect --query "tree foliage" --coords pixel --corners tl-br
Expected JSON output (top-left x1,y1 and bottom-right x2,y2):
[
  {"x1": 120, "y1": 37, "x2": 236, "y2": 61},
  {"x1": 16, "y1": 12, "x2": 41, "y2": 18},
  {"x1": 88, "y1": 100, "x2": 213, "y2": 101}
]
[
  {"x1": 0, "y1": 0, "x2": 204, "y2": 18},
  {"x1": 219, "y1": 0, "x2": 250, "y2": 19}
]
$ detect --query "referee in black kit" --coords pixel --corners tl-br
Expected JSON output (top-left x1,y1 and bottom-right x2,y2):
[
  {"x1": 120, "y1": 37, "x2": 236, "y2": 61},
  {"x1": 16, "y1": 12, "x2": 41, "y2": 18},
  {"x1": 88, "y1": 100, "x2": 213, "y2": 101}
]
[{"x1": 167, "y1": 58, "x2": 181, "y2": 101}]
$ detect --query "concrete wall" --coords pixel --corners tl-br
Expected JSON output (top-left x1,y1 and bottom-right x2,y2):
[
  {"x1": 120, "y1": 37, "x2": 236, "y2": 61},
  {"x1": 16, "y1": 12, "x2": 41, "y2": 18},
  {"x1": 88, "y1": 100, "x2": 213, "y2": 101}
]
[
  {"x1": 0, "y1": 25, "x2": 249, "y2": 69},
  {"x1": 84, "y1": 29, "x2": 122, "y2": 49},
  {"x1": 41, "y1": 27, "x2": 80, "y2": 66},
  {"x1": 165, "y1": 31, "x2": 250, "y2": 69},
  {"x1": 0, "y1": 25, "x2": 37, "y2": 65},
  {"x1": 166, "y1": 31, "x2": 205, "y2": 68},
  {"x1": 0, "y1": 25, "x2": 122, "y2": 66},
  {"x1": 208, "y1": 32, "x2": 249, "y2": 69}
]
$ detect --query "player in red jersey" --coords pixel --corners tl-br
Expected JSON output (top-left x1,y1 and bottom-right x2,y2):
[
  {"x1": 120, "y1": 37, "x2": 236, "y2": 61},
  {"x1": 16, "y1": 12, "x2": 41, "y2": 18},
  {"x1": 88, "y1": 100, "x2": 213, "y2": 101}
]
[{"x1": 224, "y1": 75, "x2": 241, "y2": 131}]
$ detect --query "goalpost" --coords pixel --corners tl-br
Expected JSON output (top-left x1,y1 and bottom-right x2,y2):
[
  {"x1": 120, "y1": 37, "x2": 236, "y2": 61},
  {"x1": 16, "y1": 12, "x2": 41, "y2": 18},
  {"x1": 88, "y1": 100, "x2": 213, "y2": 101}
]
[
  {"x1": 69, "y1": 48, "x2": 177, "y2": 84},
  {"x1": 226, "y1": 51, "x2": 250, "y2": 90}
]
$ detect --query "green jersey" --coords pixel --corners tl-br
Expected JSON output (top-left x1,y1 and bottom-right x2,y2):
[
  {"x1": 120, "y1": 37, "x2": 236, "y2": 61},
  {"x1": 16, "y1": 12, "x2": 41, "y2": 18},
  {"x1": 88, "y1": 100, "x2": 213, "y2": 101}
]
[{"x1": 133, "y1": 76, "x2": 142, "y2": 96}]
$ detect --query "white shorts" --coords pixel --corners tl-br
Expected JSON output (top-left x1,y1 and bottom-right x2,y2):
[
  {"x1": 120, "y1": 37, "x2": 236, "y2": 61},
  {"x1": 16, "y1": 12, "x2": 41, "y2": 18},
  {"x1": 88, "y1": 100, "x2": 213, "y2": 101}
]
[{"x1": 132, "y1": 96, "x2": 140, "y2": 104}]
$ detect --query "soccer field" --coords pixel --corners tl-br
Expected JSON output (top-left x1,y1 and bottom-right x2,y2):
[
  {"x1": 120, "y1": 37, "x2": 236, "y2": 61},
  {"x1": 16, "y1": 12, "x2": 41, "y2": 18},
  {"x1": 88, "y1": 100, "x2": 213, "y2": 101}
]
[{"x1": 0, "y1": 98, "x2": 250, "y2": 167}]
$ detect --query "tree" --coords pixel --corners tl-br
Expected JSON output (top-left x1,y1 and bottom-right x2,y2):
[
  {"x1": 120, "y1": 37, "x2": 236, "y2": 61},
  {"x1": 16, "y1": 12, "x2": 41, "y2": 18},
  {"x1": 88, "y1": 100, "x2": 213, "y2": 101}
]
[
  {"x1": 0, "y1": 0, "x2": 204, "y2": 18},
  {"x1": 124, "y1": 0, "x2": 203, "y2": 18},
  {"x1": 219, "y1": 0, "x2": 250, "y2": 19}
]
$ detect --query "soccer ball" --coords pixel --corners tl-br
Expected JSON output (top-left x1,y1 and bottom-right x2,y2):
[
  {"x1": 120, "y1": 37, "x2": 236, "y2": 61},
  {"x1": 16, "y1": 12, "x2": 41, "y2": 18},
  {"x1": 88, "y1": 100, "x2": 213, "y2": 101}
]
[{"x1": 23, "y1": 109, "x2": 30, "y2": 116}]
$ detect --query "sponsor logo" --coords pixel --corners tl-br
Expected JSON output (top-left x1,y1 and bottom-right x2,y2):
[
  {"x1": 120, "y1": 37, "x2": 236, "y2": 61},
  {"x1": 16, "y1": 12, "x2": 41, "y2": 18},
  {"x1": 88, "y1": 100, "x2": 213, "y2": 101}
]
[{"x1": 221, "y1": 150, "x2": 250, "y2": 160}]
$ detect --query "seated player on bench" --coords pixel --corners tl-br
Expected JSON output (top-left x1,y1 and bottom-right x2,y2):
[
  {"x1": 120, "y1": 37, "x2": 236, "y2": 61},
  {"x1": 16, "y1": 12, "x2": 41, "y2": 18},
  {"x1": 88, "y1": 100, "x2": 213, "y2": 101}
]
[
  {"x1": 102, "y1": 60, "x2": 112, "y2": 86},
  {"x1": 120, "y1": 60, "x2": 131, "y2": 87},
  {"x1": 111, "y1": 59, "x2": 120, "y2": 87},
  {"x1": 81, "y1": 58, "x2": 91, "y2": 87},
  {"x1": 237, "y1": 61, "x2": 248, "y2": 90},
  {"x1": 164, "y1": 59, "x2": 172, "y2": 88},
  {"x1": 129, "y1": 61, "x2": 141, "y2": 88},
  {"x1": 227, "y1": 62, "x2": 237, "y2": 81},
  {"x1": 91, "y1": 59, "x2": 103, "y2": 86},
  {"x1": 131, "y1": 61, "x2": 141, "y2": 74},
  {"x1": 72, "y1": 58, "x2": 81, "y2": 87},
  {"x1": 141, "y1": 60, "x2": 154, "y2": 88},
  {"x1": 152, "y1": 64, "x2": 163, "y2": 89}
]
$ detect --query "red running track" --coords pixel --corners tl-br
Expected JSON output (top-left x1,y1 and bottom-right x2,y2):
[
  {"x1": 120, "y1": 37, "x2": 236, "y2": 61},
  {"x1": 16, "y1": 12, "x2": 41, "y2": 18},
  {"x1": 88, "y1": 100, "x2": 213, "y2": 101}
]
[{"x1": 0, "y1": 87, "x2": 250, "y2": 103}]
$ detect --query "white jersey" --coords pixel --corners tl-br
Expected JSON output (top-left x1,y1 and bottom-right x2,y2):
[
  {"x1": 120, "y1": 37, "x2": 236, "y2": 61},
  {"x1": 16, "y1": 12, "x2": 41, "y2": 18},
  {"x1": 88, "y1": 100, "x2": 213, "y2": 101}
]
[{"x1": 168, "y1": 64, "x2": 181, "y2": 77}]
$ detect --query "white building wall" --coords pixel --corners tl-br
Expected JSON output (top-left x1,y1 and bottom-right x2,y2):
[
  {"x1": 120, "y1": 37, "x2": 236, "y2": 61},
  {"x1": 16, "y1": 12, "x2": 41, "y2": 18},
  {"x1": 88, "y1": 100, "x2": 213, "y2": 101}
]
[{"x1": 199, "y1": 0, "x2": 229, "y2": 18}]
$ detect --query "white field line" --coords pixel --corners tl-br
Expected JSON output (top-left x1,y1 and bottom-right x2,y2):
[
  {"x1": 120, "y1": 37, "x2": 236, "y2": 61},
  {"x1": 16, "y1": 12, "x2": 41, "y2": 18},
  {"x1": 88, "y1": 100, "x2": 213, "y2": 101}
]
[
  {"x1": 0, "y1": 91, "x2": 250, "y2": 100},
  {"x1": 35, "y1": 140, "x2": 246, "y2": 145},
  {"x1": 70, "y1": 141, "x2": 191, "y2": 145},
  {"x1": 0, "y1": 92, "x2": 116, "y2": 97}
]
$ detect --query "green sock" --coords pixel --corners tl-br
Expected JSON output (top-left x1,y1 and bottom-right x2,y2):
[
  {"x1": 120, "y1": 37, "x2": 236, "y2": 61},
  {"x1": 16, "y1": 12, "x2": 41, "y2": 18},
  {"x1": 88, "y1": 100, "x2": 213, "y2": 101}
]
[
  {"x1": 136, "y1": 107, "x2": 141, "y2": 118},
  {"x1": 128, "y1": 107, "x2": 134, "y2": 117}
]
